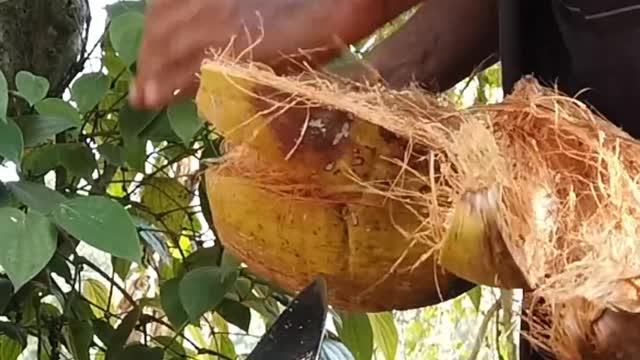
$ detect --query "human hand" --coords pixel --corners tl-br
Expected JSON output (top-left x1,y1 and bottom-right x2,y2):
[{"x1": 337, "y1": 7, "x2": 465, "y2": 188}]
[
  {"x1": 129, "y1": 0, "x2": 248, "y2": 110},
  {"x1": 130, "y1": 0, "x2": 347, "y2": 110}
]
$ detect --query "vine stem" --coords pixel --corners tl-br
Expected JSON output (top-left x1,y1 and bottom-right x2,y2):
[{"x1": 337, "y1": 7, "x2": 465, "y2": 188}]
[{"x1": 469, "y1": 299, "x2": 501, "y2": 360}]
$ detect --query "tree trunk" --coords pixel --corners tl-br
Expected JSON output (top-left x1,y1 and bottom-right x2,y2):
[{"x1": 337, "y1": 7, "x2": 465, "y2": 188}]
[{"x1": 0, "y1": 0, "x2": 90, "y2": 113}]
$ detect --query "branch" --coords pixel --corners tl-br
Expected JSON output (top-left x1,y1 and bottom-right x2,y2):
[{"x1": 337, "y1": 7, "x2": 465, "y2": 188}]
[
  {"x1": 74, "y1": 255, "x2": 138, "y2": 310},
  {"x1": 469, "y1": 300, "x2": 501, "y2": 360}
]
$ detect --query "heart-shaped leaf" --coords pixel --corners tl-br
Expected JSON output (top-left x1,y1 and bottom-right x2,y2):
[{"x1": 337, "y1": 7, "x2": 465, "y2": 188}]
[
  {"x1": 15, "y1": 71, "x2": 50, "y2": 106},
  {"x1": 0, "y1": 208, "x2": 57, "y2": 290},
  {"x1": 160, "y1": 279, "x2": 189, "y2": 330},
  {"x1": 109, "y1": 12, "x2": 145, "y2": 66},
  {"x1": 6, "y1": 180, "x2": 66, "y2": 214},
  {"x1": 0, "y1": 118, "x2": 23, "y2": 164},
  {"x1": 34, "y1": 98, "x2": 81, "y2": 125},
  {"x1": 106, "y1": 1, "x2": 146, "y2": 19},
  {"x1": 97, "y1": 144, "x2": 125, "y2": 166},
  {"x1": 217, "y1": 299, "x2": 251, "y2": 332},
  {"x1": 63, "y1": 320, "x2": 94, "y2": 360},
  {"x1": 179, "y1": 266, "x2": 238, "y2": 322},
  {"x1": 20, "y1": 143, "x2": 97, "y2": 181},
  {"x1": 14, "y1": 114, "x2": 79, "y2": 148},
  {"x1": 167, "y1": 99, "x2": 204, "y2": 144},
  {"x1": 51, "y1": 196, "x2": 142, "y2": 263},
  {"x1": 71, "y1": 73, "x2": 110, "y2": 113}
]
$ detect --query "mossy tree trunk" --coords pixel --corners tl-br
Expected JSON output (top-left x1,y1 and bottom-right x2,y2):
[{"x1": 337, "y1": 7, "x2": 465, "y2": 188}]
[{"x1": 0, "y1": 0, "x2": 90, "y2": 114}]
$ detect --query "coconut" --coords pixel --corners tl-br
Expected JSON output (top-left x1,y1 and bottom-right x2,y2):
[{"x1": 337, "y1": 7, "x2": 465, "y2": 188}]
[{"x1": 195, "y1": 53, "x2": 640, "y2": 357}]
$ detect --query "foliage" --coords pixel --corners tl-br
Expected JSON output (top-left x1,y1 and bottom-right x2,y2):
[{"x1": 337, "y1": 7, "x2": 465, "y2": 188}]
[{"x1": 0, "y1": 1, "x2": 517, "y2": 359}]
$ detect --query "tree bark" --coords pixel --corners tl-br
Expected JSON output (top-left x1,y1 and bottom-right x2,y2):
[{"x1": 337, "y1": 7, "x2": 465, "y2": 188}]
[{"x1": 0, "y1": 0, "x2": 90, "y2": 113}]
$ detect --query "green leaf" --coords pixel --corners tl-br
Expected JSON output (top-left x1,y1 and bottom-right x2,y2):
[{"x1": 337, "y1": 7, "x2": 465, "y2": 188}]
[
  {"x1": 20, "y1": 143, "x2": 97, "y2": 180},
  {"x1": 62, "y1": 320, "x2": 93, "y2": 360},
  {"x1": 160, "y1": 278, "x2": 189, "y2": 330},
  {"x1": 65, "y1": 291, "x2": 95, "y2": 321},
  {"x1": 179, "y1": 266, "x2": 238, "y2": 322},
  {"x1": 467, "y1": 286, "x2": 482, "y2": 311},
  {"x1": 111, "y1": 256, "x2": 131, "y2": 281},
  {"x1": 34, "y1": 98, "x2": 81, "y2": 125},
  {"x1": 0, "y1": 279, "x2": 13, "y2": 314},
  {"x1": 118, "y1": 105, "x2": 156, "y2": 172},
  {"x1": 210, "y1": 333, "x2": 237, "y2": 360},
  {"x1": 59, "y1": 144, "x2": 98, "y2": 180},
  {"x1": 98, "y1": 144, "x2": 125, "y2": 166},
  {"x1": 217, "y1": 299, "x2": 251, "y2": 332},
  {"x1": 220, "y1": 250, "x2": 241, "y2": 273},
  {"x1": 139, "y1": 112, "x2": 180, "y2": 143},
  {"x1": 52, "y1": 196, "x2": 142, "y2": 263},
  {"x1": 367, "y1": 313, "x2": 398, "y2": 360},
  {"x1": 82, "y1": 279, "x2": 110, "y2": 319},
  {"x1": 6, "y1": 181, "x2": 66, "y2": 214},
  {"x1": 106, "y1": 1, "x2": 146, "y2": 20},
  {"x1": 337, "y1": 313, "x2": 373, "y2": 360},
  {"x1": 0, "y1": 69, "x2": 7, "y2": 123},
  {"x1": 109, "y1": 12, "x2": 145, "y2": 66},
  {"x1": 183, "y1": 247, "x2": 222, "y2": 272},
  {"x1": 119, "y1": 344, "x2": 163, "y2": 360},
  {"x1": 0, "y1": 118, "x2": 23, "y2": 164},
  {"x1": 123, "y1": 138, "x2": 147, "y2": 172},
  {"x1": 92, "y1": 319, "x2": 115, "y2": 346},
  {"x1": 167, "y1": 99, "x2": 203, "y2": 144},
  {"x1": 140, "y1": 177, "x2": 193, "y2": 237},
  {"x1": 106, "y1": 307, "x2": 142, "y2": 360},
  {"x1": 47, "y1": 254, "x2": 72, "y2": 281},
  {"x1": 119, "y1": 104, "x2": 157, "y2": 143},
  {"x1": 14, "y1": 114, "x2": 79, "y2": 147},
  {"x1": 15, "y1": 71, "x2": 49, "y2": 106},
  {"x1": 0, "y1": 322, "x2": 27, "y2": 348},
  {"x1": 320, "y1": 339, "x2": 355, "y2": 360},
  {"x1": 0, "y1": 335, "x2": 23, "y2": 360},
  {"x1": 0, "y1": 208, "x2": 57, "y2": 290},
  {"x1": 71, "y1": 73, "x2": 110, "y2": 113}
]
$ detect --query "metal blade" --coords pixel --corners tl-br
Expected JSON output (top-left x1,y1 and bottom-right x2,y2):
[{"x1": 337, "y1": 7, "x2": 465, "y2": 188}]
[{"x1": 247, "y1": 277, "x2": 329, "y2": 360}]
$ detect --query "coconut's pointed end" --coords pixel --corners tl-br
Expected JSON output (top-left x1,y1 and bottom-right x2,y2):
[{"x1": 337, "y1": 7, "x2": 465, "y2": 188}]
[{"x1": 439, "y1": 188, "x2": 532, "y2": 290}]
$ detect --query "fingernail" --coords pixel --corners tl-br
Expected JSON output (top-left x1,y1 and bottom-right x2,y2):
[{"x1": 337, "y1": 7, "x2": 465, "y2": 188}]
[
  {"x1": 128, "y1": 82, "x2": 138, "y2": 104},
  {"x1": 146, "y1": 80, "x2": 158, "y2": 106}
]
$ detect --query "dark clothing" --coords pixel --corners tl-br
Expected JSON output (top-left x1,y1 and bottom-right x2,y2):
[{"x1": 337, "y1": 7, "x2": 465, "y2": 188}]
[
  {"x1": 499, "y1": 1, "x2": 640, "y2": 359},
  {"x1": 500, "y1": 0, "x2": 640, "y2": 137}
]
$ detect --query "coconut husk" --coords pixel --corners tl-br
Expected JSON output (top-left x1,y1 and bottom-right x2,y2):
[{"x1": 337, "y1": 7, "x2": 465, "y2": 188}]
[{"x1": 195, "y1": 51, "x2": 640, "y2": 358}]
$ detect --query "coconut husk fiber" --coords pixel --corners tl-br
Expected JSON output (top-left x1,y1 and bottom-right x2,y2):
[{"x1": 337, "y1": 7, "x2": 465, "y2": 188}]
[{"x1": 195, "y1": 52, "x2": 640, "y2": 358}]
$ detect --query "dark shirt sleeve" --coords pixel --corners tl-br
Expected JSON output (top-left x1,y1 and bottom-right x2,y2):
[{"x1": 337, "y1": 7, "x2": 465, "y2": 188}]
[{"x1": 499, "y1": 0, "x2": 640, "y2": 137}]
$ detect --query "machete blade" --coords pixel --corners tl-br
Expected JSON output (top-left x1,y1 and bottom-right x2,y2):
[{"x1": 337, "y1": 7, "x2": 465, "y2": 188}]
[{"x1": 247, "y1": 277, "x2": 329, "y2": 360}]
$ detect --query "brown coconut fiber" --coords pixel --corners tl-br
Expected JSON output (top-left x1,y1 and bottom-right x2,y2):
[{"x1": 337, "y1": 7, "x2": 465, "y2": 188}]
[{"x1": 195, "y1": 51, "x2": 640, "y2": 359}]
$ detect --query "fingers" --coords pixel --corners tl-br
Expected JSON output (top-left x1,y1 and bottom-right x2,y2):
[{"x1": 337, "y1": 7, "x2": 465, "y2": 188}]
[
  {"x1": 130, "y1": 49, "x2": 204, "y2": 110},
  {"x1": 132, "y1": 1, "x2": 228, "y2": 109}
]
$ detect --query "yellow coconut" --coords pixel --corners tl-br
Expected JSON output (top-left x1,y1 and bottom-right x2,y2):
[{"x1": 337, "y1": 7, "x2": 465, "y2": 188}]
[
  {"x1": 206, "y1": 150, "x2": 474, "y2": 311},
  {"x1": 196, "y1": 66, "x2": 479, "y2": 311}
]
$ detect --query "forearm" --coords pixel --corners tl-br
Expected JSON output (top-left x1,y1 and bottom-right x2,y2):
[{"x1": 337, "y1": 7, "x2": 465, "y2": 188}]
[
  {"x1": 265, "y1": 0, "x2": 422, "y2": 70},
  {"x1": 354, "y1": 0, "x2": 499, "y2": 91}
]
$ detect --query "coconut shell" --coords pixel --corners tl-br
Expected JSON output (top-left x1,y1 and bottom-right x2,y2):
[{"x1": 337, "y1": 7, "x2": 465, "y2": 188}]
[
  {"x1": 206, "y1": 155, "x2": 473, "y2": 311},
  {"x1": 196, "y1": 67, "x2": 475, "y2": 311}
]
